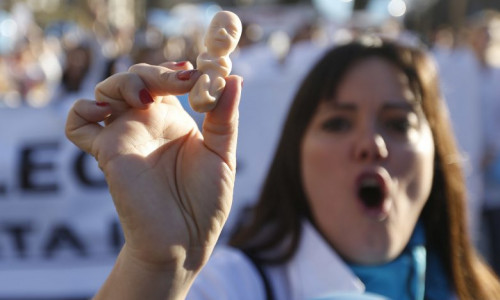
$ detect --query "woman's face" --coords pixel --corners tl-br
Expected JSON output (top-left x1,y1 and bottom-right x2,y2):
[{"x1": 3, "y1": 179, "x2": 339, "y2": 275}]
[{"x1": 301, "y1": 57, "x2": 435, "y2": 265}]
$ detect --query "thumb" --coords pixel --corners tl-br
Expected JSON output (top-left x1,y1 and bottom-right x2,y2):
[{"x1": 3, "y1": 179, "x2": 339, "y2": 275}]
[{"x1": 202, "y1": 75, "x2": 243, "y2": 171}]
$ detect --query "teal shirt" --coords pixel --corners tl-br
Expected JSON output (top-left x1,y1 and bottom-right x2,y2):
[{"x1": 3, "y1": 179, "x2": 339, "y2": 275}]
[{"x1": 348, "y1": 222, "x2": 452, "y2": 300}]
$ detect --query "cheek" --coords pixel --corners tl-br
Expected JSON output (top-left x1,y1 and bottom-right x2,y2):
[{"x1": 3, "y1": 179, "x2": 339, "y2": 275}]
[
  {"x1": 391, "y1": 131, "x2": 435, "y2": 206},
  {"x1": 301, "y1": 135, "x2": 349, "y2": 215}
]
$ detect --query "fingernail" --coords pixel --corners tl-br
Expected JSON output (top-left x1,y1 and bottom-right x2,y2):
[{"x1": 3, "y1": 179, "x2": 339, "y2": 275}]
[
  {"x1": 176, "y1": 69, "x2": 198, "y2": 81},
  {"x1": 173, "y1": 61, "x2": 188, "y2": 67},
  {"x1": 241, "y1": 79, "x2": 244, "y2": 88},
  {"x1": 139, "y1": 89, "x2": 154, "y2": 104},
  {"x1": 96, "y1": 101, "x2": 109, "y2": 107}
]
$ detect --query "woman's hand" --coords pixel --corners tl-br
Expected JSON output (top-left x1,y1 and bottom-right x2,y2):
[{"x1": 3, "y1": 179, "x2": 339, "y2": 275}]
[{"x1": 65, "y1": 62, "x2": 242, "y2": 298}]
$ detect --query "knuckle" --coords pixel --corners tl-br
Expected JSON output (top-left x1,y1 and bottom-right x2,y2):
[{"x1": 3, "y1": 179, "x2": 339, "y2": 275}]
[
  {"x1": 159, "y1": 69, "x2": 175, "y2": 82},
  {"x1": 64, "y1": 123, "x2": 73, "y2": 139},
  {"x1": 64, "y1": 106, "x2": 79, "y2": 138},
  {"x1": 128, "y1": 63, "x2": 149, "y2": 73},
  {"x1": 94, "y1": 82, "x2": 104, "y2": 98}
]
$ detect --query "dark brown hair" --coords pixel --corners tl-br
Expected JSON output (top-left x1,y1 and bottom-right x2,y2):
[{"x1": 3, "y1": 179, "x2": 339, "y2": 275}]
[{"x1": 229, "y1": 39, "x2": 500, "y2": 299}]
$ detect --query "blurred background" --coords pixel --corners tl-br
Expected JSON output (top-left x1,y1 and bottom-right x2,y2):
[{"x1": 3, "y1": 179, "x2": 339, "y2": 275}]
[
  {"x1": 1, "y1": 0, "x2": 500, "y2": 108},
  {"x1": 1, "y1": 0, "x2": 500, "y2": 299}
]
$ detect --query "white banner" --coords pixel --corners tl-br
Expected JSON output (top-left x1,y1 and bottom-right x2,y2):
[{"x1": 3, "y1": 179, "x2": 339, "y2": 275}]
[{"x1": 0, "y1": 106, "x2": 121, "y2": 299}]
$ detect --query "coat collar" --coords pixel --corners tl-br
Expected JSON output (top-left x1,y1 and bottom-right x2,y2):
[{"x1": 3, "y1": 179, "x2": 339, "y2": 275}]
[{"x1": 285, "y1": 221, "x2": 366, "y2": 299}]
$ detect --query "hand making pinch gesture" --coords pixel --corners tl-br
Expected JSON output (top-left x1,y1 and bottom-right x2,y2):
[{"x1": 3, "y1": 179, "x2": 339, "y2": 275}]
[{"x1": 65, "y1": 61, "x2": 242, "y2": 299}]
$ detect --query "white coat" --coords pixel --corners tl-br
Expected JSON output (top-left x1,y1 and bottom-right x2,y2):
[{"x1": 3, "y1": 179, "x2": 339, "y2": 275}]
[{"x1": 187, "y1": 222, "x2": 381, "y2": 300}]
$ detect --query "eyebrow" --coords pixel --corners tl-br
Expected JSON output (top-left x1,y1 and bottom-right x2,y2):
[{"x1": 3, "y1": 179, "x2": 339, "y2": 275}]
[
  {"x1": 328, "y1": 101, "x2": 417, "y2": 112},
  {"x1": 329, "y1": 102, "x2": 356, "y2": 111},
  {"x1": 382, "y1": 102, "x2": 417, "y2": 111}
]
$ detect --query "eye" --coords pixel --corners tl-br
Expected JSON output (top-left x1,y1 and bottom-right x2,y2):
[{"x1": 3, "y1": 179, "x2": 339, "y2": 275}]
[
  {"x1": 321, "y1": 117, "x2": 352, "y2": 132},
  {"x1": 385, "y1": 118, "x2": 413, "y2": 133},
  {"x1": 228, "y1": 26, "x2": 240, "y2": 36}
]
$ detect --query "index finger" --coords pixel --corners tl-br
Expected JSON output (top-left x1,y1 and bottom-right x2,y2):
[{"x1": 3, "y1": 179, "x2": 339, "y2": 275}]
[
  {"x1": 128, "y1": 63, "x2": 200, "y2": 96},
  {"x1": 95, "y1": 64, "x2": 201, "y2": 109}
]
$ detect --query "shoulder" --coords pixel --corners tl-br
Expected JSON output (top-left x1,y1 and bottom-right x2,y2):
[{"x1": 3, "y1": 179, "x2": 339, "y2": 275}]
[
  {"x1": 203, "y1": 245, "x2": 257, "y2": 274},
  {"x1": 186, "y1": 245, "x2": 268, "y2": 300}
]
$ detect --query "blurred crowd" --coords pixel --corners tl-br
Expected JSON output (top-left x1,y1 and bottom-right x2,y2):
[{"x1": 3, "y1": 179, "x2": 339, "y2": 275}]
[
  {"x1": 2, "y1": 2, "x2": 499, "y2": 108},
  {"x1": 1, "y1": 0, "x2": 500, "y2": 276},
  {"x1": 0, "y1": 1, "x2": 419, "y2": 109}
]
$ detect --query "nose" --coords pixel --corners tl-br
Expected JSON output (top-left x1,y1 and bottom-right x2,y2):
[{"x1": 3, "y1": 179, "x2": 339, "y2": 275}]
[
  {"x1": 217, "y1": 28, "x2": 228, "y2": 36},
  {"x1": 353, "y1": 129, "x2": 388, "y2": 162}
]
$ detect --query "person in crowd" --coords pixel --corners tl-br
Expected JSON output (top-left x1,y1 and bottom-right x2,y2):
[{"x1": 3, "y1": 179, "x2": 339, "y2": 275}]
[
  {"x1": 52, "y1": 27, "x2": 111, "y2": 107},
  {"x1": 60, "y1": 43, "x2": 92, "y2": 93},
  {"x1": 431, "y1": 24, "x2": 486, "y2": 248},
  {"x1": 65, "y1": 38, "x2": 500, "y2": 299},
  {"x1": 466, "y1": 10, "x2": 500, "y2": 276}
]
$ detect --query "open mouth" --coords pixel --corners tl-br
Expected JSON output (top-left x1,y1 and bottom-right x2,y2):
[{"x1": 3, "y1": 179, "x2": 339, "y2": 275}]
[{"x1": 357, "y1": 175, "x2": 386, "y2": 209}]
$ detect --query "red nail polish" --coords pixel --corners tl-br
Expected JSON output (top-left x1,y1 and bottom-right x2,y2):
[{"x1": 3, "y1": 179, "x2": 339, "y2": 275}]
[
  {"x1": 139, "y1": 89, "x2": 154, "y2": 104},
  {"x1": 176, "y1": 70, "x2": 197, "y2": 81},
  {"x1": 96, "y1": 101, "x2": 109, "y2": 107},
  {"x1": 173, "y1": 61, "x2": 188, "y2": 67}
]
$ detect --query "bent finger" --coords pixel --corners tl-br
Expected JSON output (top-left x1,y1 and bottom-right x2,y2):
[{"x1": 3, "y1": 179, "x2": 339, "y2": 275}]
[
  {"x1": 95, "y1": 72, "x2": 150, "y2": 112},
  {"x1": 65, "y1": 99, "x2": 112, "y2": 156},
  {"x1": 159, "y1": 61, "x2": 194, "y2": 70},
  {"x1": 128, "y1": 63, "x2": 201, "y2": 96},
  {"x1": 95, "y1": 64, "x2": 201, "y2": 111}
]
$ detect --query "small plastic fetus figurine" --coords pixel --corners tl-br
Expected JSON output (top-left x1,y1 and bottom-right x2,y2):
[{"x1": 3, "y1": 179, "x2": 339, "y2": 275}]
[{"x1": 189, "y1": 11, "x2": 242, "y2": 112}]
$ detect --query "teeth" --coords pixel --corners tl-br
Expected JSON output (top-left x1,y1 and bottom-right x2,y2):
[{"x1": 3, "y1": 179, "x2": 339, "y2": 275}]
[{"x1": 360, "y1": 178, "x2": 379, "y2": 188}]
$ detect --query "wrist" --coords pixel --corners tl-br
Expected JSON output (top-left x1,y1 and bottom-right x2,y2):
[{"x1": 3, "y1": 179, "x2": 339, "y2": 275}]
[{"x1": 94, "y1": 245, "x2": 203, "y2": 300}]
